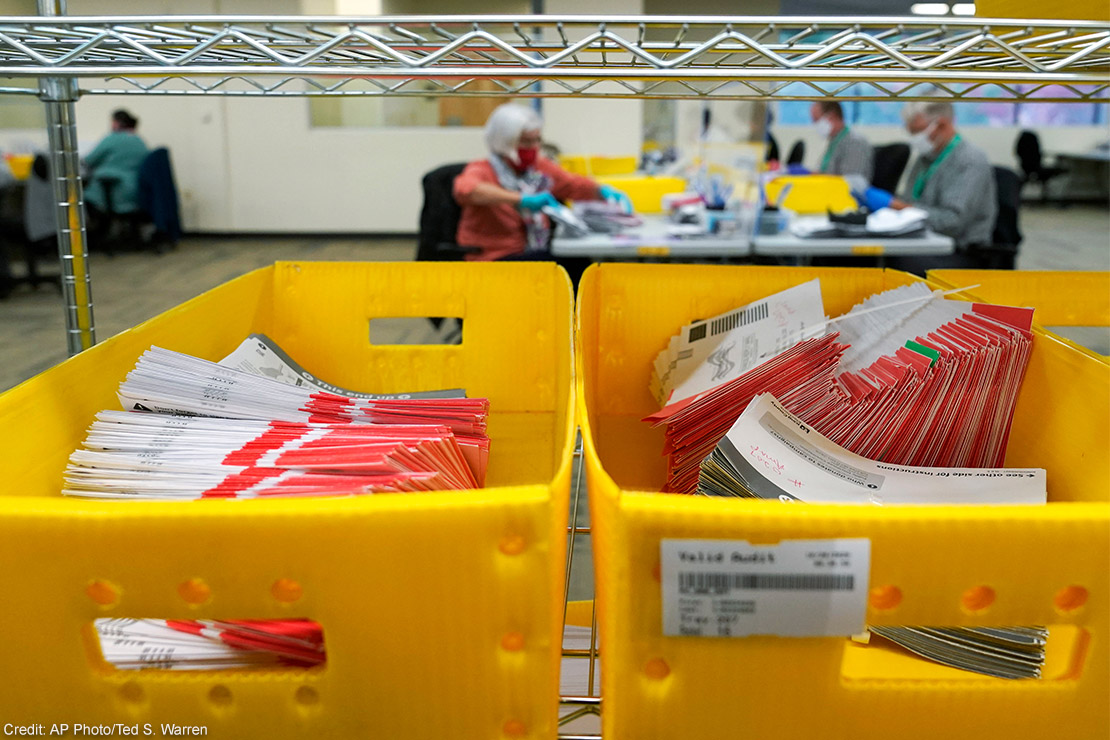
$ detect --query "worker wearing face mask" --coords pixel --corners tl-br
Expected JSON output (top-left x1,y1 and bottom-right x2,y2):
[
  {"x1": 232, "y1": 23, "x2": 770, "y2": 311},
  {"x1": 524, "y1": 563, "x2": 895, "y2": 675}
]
[
  {"x1": 887, "y1": 101, "x2": 997, "y2": 250},
  {"x1": 811, "y1": 100, "x2": 873, "y2": 182},
  {"x1": 453, "y1": 102, "x2": 630, "y2": 264}
]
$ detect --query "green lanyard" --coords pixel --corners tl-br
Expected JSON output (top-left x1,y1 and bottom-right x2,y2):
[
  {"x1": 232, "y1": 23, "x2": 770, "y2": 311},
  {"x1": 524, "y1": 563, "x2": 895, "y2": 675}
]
[
  {"x1": 820, "y1": 127, "x2": 850, "y2": 172},
  {"x1": 912, "y1": 134, "x2": 961, "y2": 200}
]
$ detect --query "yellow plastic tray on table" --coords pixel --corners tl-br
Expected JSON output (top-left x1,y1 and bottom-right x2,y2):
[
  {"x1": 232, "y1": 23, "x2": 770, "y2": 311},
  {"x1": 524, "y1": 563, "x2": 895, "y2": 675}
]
[
  {"x1": 558, "y1": 155, "x2": 638, "y2": 178},
  {"x1": 928, "y1": 269, "x2": 1110, "y2": 362},
  {"x1": 576, "y1": 263, "x2": 1109, "y2": 740},
  {"x1": 593, "y1": 175, "x2": 687, "y2": 214},
  {"x1": 5, "y1": 153, "x2": 33, "y2": 180},
  {"x1": 587, "y1": 156, "x2": 638, "y2": 176},
  {"x1": 765, "y1": 174, "x2": 858, "y2": 214},
  {"x1": 0, "y1": 261, "x2": 575, "y2": 739}
]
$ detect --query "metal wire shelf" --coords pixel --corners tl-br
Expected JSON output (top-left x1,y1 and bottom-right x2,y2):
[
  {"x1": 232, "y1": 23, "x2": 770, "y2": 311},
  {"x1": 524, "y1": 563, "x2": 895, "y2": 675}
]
[
  {"x1": 0, "y1": 15, "x2": 1108, "y2": 100},
  {"x1": 7, "y1": 11, "x2": 1109, "y2": 357}
]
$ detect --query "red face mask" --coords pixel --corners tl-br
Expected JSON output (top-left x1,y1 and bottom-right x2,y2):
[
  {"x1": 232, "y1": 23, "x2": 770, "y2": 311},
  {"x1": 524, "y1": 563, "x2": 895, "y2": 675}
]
[{"x1": 516, "y1": 147, "x2": 538, "y2": 170}]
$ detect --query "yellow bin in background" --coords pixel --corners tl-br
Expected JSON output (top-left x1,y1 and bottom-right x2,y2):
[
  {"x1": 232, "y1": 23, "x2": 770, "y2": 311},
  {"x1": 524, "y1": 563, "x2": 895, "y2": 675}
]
[
  {"x1": 0, "y1": 262, "x2": 575, "y2": 739},
  {"x1": 576, "y1": 263, "x2": 1109, "y2": 740},
  {"x1": 593, "y1": 175, "x2": 687, "y2": 214},
  {"x1": 765, "y1": 174, "x2": 858, "y2": 214},
  {"x1": 558, "y1": 155, "x2": 637, "y2": 177},
  {"x1": 928, "y1": 269, "x2": 1110, "y2": 362}
]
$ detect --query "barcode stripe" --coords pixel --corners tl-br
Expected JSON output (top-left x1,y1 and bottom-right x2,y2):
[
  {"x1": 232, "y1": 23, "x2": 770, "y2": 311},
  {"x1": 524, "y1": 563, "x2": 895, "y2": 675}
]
[
  {"x1": 678, "y1": 572, "x2": 854, "y2": 594},
  {"x1": 708, "y1": 302, "x2": 768, "y2": 337}
]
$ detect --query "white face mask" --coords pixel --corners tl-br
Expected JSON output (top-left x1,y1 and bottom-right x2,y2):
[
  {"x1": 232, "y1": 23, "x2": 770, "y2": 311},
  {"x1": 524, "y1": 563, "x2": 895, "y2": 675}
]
[
  {"x1": 815, "y1": 117, "x2": 834, "y2": 139},
  {"x1": 910, "y1": 122, "x2": 937, "y2": 155}
]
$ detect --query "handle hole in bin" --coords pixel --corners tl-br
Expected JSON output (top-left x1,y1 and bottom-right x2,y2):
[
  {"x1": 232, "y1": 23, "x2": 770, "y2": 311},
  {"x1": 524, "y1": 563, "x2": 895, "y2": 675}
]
[
  {"x1": 368, "y1": 317, "x2": 463, "y2": 346},
  {"x1": 90, "y1": 618, "x2": 326, "y2": 672}
]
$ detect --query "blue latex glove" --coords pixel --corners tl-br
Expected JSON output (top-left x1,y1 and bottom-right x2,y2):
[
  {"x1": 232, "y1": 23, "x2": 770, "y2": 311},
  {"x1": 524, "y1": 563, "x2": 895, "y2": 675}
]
[
  {"x1": 861, "y1": 186, "x2": 894, "y2": 212},
  {"x1": 785, "y1": 164, "x2": 811, "y2": 175},
  {"x1": 519, "y1": 192, "x2": 560, "y2": 212},
  {"x1": 598, "y1": 184, "x2": 633, "y2": 214}
]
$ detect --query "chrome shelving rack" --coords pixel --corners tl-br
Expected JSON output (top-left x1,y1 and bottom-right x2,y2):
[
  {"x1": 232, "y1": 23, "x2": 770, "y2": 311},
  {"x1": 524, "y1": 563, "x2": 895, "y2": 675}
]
[
  {"x1": 1, "y1": 10, "x2": 1107, "y2": 735},
  {"x1": 1, "y1": 10, "x2": 1107, "y2": 352}
]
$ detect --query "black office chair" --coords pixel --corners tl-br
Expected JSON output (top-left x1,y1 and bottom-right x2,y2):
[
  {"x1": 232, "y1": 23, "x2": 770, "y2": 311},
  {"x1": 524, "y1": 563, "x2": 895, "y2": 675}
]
[
  {"x1": 137, "y1": 147, "x2": 182, "y2": 252},
  {"x1": 1015, "y1": 130, "x2": 1067, "y2": 204},
  {"x1": 786, "y1": 140, "x2": 806, "y2": 166},
  {"x1": 972, "y1": 166, "x2": 1023, "y2": 270},
  {"x1": 417, "y1": 162, "x2": 478, "y2": 262},
  {"x1": 0, "y1": 155, "x2": 60, "y2": 298},
  {"x1": 871, "y1": 143, "x2": 911, "y2": 194},
  {"x1": 93, "y1": 147, "x2": 181, "y2": 255},
  {"x1": 95, "y1": 175, "x2": 143, "y2": 253},
  {"x1": 766, "y1": 134, "x2": 780, "y2": 165}
]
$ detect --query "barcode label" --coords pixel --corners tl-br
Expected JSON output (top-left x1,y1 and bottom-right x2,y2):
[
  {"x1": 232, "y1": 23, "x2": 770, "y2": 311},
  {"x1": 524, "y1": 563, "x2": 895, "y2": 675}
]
[
  {"x1": 678, "y1": 572, "x2": 855, "y2": 594},
  {"x1": 661, "y1": 538, "x2": 870, "y2": 638},
  {"x1": 709, "y1": 301, "x2": 769, "y2": 337}
]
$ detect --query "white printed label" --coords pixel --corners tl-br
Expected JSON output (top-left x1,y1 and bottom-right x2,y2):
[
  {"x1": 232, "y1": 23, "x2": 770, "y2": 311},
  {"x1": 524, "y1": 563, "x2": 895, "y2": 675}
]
[{"x1": 661, "y1": 538, "x2": 870, "y2": 637}]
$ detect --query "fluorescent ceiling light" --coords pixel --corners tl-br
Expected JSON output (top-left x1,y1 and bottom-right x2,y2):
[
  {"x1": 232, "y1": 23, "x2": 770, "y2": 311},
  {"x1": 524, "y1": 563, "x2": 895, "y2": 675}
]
[
  {"x1": 910, "y1": 3, "x2": 950, "y2": 14},
  {"x1": 336, "y1": 0, "x2": 383, "y2": 14},
  {"x1": 951, "y1": 3, "x2": 976, "y2": 15}
]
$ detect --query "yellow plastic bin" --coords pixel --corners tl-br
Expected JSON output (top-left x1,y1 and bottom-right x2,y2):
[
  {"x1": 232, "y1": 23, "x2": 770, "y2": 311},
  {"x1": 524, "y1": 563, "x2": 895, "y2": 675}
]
[
  {"x1": 593, "y1": 175, "x2": 687, "y2": 214},
  {"x1": 5, "y1": 153, "x2": 33, "y2": 180},
  {"x1": 0, "y1": 261, "x2": 575, "y2": 739},
  {"x1": 576, "y1": 263, "x2": 1109, "y2": 740},
  {"x1": 559, "y1": 155, "x2": 589, "y2": 176},
  {"x1": 928, "y1": 269, "x2": 1110, "y2": 362},
  {"x1": 765, "y1": 174, "x2": 858, "y2": 214},
  {"x1": 588, "y1": 156, "x2": 638, "y2": 176}
]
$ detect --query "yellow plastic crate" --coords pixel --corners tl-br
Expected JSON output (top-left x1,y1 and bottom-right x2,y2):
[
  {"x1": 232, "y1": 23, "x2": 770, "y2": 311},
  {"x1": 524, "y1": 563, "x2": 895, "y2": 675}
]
[
  {"x1": 0, "y1": 261, "x2": 575, "y2": 739},
  {"x1": 558, "y1": 155, "x2": 589, "y2": 176},
  {"x1": 593, "y1": 175, "x2": 687, "y2": 214},
  {"x1": 587, "y1": 156, "x2": 638, "y2": 176},
  {"x1": 765, "y1": 174, "x2": 858, "y2": 214},
  {"x1": 5, "y1": 152, "x2": 33, "y2": 180},
  {"x1": 928, "y1": 269, "x2": 1110, "y2": 362},
  {"x1": 576, "y1": 264, "x2": 1109, "y2": 740},
  {"x1": 557, "y1": 155, "x2": 638, "y2": 178}
]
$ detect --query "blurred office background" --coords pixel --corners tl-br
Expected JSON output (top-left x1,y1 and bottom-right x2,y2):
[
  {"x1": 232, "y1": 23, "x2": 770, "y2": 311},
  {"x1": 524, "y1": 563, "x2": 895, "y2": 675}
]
[{"x1": 1, "y1": 0, "x2": 1107, "y2": 390}]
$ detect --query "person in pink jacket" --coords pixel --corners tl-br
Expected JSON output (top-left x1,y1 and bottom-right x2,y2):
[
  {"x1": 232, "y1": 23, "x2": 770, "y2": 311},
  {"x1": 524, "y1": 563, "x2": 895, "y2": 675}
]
[{"x1": 453, "y1": 103, "x2": 630, "y2": 272}]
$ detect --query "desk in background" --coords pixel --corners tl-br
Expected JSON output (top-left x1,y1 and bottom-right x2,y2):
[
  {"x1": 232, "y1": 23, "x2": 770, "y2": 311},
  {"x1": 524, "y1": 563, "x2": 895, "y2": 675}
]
[
  {"x1": 752, "y1": 230, "x2": 955, "y2": 260},
  {"x1": 1054, "y1": 148, "x2": 1110, "y2": 202},
  {"x1": 552, "y1": 211, "x2": 956, "y2": 264},
  {"x1": 550, "y1": 214, "x2": 752, "y2": 260}
]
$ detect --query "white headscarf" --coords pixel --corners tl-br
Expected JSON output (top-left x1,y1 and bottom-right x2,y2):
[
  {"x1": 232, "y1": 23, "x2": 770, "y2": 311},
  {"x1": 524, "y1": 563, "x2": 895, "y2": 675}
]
[{"x1": 485, "y1": 102, "x2": 542, "y2": 167}]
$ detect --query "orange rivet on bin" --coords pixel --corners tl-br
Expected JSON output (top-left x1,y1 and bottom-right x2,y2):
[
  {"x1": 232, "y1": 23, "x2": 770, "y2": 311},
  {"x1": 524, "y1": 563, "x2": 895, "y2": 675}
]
[
  {"x1": 499, "y1": 535, "x2": 526, "y2": 556},
  {"x1": 1054, "y1": 585, "x2": 1088, "y2": 613},
  {"x1": 178, "y1": 577, "x2": 211, "y2": 605},
  {"x1": 501, "y1": 632, "x2": 526, "y2": 652},
  {"x1": 295, "y1": 686, "x2": 319, "y2": 706},
  {"x1": 272, "y1": 578, "x2": 303, "y2": 603},
  {"x1": 502, "y1": 719, "x2": 527, "y2": 738},
  {"x1": 644, "y1": 658, "x2": 670, "y2": 680},
  {"x1": 86, "y1": 579, "x2": 119, "y2": 606},
  {"x1": 961, "y1": 585, "x2": 995, "y2": 613},
  {"x1": 869, "y1": 585, "x2": 902, "y2": 611},
  {"x1": 208, "y1": 685, "x2": 232, "y2": 706},
  {"x1": 651, "y1": 563, "x2": 661, "y2": 583},
  {"x1": 119, "y1": 682, "x2": 143, "y2": 704}
]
